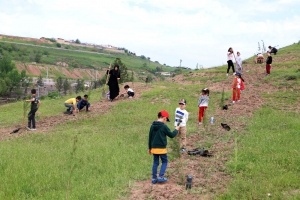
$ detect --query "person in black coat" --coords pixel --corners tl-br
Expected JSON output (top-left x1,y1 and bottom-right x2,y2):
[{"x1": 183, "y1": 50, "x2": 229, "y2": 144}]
[
  {"x1": 107, "y1": 64, "x2": 121, "y2": 102},
  {"x1": 268, "y1": 46, "x2": 278, "y2": 55}
]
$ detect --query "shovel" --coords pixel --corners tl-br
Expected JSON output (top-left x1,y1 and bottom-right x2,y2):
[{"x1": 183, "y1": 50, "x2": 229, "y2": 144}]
[{"x1": 102, "y1": 62, "x2": 111, "y2": 98}]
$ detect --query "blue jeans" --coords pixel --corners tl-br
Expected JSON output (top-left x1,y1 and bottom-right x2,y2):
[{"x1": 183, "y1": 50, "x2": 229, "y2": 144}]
[{"x1": 152, "y1": 154, "x2": 168, "y2": 179}]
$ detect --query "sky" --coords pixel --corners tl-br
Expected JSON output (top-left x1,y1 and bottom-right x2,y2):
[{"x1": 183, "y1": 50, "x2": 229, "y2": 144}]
[{"x1": 0, "y1": 0, "x2": 300, "y2": 68}]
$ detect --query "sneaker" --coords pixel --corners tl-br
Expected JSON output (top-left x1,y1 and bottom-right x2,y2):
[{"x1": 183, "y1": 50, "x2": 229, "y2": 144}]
[
  {"x1": 26, "y1": 126, "x2": 31, "y2": 130},
  {"x1": 152, "y1": 179, "x2": 157, "y2": 184},
  {"x1": 157, "y1": 176, "x2": 168, "y2": 183},
  {"x1": 31, "y1": 128, "x2": 36, "y2": 131},
  {"x1": 68, "y1": 111, "x2": 73, "y2": 115},
  {"x1": 226, "y1": 73, "x2": 228, "y2": 76},
  {"x1": 180, "y1": 148, "x2": 186, "y2": 153},
  {"x1": 198, "y1": 122, "x2": 202, "y2": 125},
  {"x1": 233, "y1": 72, "x2": 236, "y2": 75}
]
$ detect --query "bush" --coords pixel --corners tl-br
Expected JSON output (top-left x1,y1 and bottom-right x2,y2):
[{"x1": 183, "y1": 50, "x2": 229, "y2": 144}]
[
  {"x1": 48, "y1": 91, "x2": 61, "y2": 99},
  {"x1": 56, "y1": 43, "x2": 61, "y2": 48}
]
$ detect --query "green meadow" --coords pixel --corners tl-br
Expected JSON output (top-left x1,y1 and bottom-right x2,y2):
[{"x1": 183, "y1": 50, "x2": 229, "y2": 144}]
[{"x1": 0, "y1": 43, "x2": 300, "y2": 199}]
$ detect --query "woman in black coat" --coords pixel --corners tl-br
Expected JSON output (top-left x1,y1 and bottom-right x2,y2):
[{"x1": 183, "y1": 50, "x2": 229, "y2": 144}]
[{"x1": 107, "y1": 64, "x2": 121, "y2": 102}]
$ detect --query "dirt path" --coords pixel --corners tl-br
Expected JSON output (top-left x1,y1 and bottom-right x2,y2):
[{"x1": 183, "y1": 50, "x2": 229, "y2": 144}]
[
  {"x1": 0, "y1": 82, "x2": 149, "y2": 141},
  {"x1": 126, "y1": 64, "x2": 275, "y2": 199}
]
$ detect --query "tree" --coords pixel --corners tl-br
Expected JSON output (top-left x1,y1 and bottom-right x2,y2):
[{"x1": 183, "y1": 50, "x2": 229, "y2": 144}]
[
  {"x1": 36, "y1": 75, "x2": 44, "y2": 87},
  {"x1": 56, "y1": 77, "x2": 63, "y2": 92},
  {"x1": 75, "y1": 79, "x2": 84, "y2": 94},
  {"x1": 113, "y1": 58, "x2": 130, "y2": 83},
  {"x1": 0, "y1": 56, "x2": 26, "y2": 96},
  {"x1": 140, "y1": 55, "x2": 146, "y2": 59},
  {"x1": 35, "y1": 54, "x2": 42, "y2": 63},
  {"x1": 75, "y1": 39, "x2": 81, "y2": 44},
  {"x1": 63, "y1": 78, "x2": 70, "y2": 95},
  {"x1": 56, "y1": 43, "x2": 61, "y2": 48}
]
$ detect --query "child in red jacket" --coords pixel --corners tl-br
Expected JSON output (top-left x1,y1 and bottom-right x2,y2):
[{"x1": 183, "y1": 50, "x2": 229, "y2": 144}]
[{"x1": 232, "y1": 72, "x2": 245, "y2": 103}]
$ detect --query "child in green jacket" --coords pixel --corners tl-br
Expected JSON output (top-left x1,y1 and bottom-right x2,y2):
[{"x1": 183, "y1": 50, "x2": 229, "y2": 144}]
[{"x1": 148, "y1": 110, "x2": 179, "y2": 184}]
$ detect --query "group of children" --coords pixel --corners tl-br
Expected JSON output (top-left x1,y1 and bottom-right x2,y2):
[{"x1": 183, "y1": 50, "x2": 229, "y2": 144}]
[
  {"x1": 64, "y1": 94, "x2": 91, "y2": 115},
  {"x1": 148, "y1": 88, "x2": 211, "y2": 184}
]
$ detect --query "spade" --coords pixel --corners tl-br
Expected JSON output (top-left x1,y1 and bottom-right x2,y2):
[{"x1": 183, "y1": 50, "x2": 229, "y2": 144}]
[
  {"x1": 221, "y1": 123, "x2": 231, "y2": 131},
  {"x1": 10, "y1": 128, "x2": 21, "y2": 134}
]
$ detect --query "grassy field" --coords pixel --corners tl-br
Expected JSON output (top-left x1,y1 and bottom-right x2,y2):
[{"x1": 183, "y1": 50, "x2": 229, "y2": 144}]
[{"x1": 0, "y1": 43, "x2": 300, "y2": 199}]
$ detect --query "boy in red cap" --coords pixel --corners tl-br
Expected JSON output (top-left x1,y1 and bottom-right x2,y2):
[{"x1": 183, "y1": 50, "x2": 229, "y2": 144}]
[{"x1": 148, "y1": 110, "x2": 180, "y2": 184}]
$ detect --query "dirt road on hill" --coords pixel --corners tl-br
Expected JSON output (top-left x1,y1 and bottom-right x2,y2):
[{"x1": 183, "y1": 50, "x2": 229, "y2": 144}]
[
  {"x1": 126, "y1": 64, "x2": 276, "y2": 200},
  {"x1": 0, "y1": 82, "x2": 149, "y2": 141}
]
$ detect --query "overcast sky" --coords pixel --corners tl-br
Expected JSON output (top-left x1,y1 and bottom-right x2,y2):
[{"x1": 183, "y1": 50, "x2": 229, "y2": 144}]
[{"x1": 0, "y1": 0, "x2": 300, "y2": 68}]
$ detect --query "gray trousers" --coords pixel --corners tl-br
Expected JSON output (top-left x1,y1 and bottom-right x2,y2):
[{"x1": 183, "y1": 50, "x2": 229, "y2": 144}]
[{"x1": 65, "y1": 103, "x2": 74, "y2": 111}]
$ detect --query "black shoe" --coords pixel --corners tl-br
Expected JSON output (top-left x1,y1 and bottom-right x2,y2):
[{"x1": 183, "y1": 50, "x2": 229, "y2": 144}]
[{"x1": 68, "y1": 111, "x2": 73, "y2": 115}]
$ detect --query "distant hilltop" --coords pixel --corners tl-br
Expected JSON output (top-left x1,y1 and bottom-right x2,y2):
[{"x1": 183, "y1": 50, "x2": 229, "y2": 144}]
[{"x1": 0, "y1": 34, "x2": 124, "y2": 53}]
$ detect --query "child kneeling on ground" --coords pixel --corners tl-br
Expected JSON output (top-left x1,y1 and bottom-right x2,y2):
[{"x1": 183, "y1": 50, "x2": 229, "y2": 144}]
[{"x1": 123, "y1": 85, "x2": 134, "y2": 98}]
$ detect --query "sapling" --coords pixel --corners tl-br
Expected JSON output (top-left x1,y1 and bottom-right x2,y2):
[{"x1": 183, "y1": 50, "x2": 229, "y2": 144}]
[{"x1": 66, "y1": 135, "x2": 78, "y2": 200}]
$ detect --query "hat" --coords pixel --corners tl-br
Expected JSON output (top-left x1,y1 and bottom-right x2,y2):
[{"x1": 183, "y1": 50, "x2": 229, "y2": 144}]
[
  {"x1": 160, "y1": 110, "x2": 170, "y2": 122},
  {"x1": 178, "y1": 99, "x2": 186, "y2": 105}
]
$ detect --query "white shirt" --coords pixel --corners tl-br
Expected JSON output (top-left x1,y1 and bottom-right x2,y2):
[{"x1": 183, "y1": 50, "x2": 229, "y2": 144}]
[
  {"x1": 174, "y1": 108, "x2": 189, "y2": 127},
  {"x1": 227, "y1": 52, "x2": 234, "y2": 61}
]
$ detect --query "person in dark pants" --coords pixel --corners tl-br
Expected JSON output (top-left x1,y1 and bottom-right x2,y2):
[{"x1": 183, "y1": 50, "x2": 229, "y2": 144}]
[
  {"x1": 106, "y1": 64, "x2": 121, "y2": 102},
  {"x1": 148, "y1": 110, "x2": 179, "y2": 184},
  {"x1": 266, "y1": 52, "x2": 272, "y2": 75},
  {"x1": 77, "y1": 94, "x2": 91, "y2": 111},
  {"x1": 227, "y1": 47, "x2": 235, "y2": 76},
  {"x1": 122, "y1": 85, "x2": 135, "y2": 98},
  {"x1": 25, "y1": 89, "x2": 41, "y2": 131},
  {"x1": 268, "y1": 46, "x2": 278, "y2": 55}
]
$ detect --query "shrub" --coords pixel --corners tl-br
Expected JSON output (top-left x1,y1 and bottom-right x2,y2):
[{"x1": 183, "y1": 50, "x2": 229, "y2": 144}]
[{"x1": 48, "y1": 91, "x2": 61, "y2": 99}]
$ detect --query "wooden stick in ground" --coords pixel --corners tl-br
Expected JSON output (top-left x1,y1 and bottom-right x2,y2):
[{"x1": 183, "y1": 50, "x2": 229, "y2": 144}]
[{"x1": 102, "y1": 62, "x2": 112, "y2": 98}]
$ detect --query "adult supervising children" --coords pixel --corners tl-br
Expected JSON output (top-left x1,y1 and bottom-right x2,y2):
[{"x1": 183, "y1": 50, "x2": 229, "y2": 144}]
[
  {"x1": 107, "y1": 64, "x2": 121, "y2": 102},
  {"x1": 227, "y1": 47, "x2": 235, "y2": 76},
  {"x1": 64, "y1": 96, "x2": 81, "y2": 115},
  {"x1": 174, "y1": 99, "x2": 189, "y2": 153},
  {"x1": 25, "y1": 89, "x2": 41, "y2": 131},
  {"x1": 148, "y1": 110, "x2": 179, "y2": 184}
]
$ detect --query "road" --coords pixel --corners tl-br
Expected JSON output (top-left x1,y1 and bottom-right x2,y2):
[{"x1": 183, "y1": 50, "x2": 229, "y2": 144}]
[{"x1": 0, "y1": 40, "x2": 113, "y2": 56}]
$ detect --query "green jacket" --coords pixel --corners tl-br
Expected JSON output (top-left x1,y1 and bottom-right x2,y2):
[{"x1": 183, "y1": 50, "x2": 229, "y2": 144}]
[{"x1": 148, "y1": 121, "x2": 178, "y2": 149}]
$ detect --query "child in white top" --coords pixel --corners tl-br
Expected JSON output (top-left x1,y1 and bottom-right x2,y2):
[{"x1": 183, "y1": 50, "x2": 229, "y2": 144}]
[
  {"x1": 123, "y1": 85, "x2": 134, "y2": 98},
  {"x1": 235, "y1": 52, "x2": 242, "y2": 74},
  {"x1": 174, "y1": 99, "x2": 189, "y2": 152},
  {"x1": 198, "y1": 88, "x2": 210, "y2": 125}
]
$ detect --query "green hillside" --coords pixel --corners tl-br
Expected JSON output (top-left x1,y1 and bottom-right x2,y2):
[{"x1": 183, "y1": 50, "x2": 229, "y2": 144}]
[
  {"x1": 0, "y1": 37, "x2": 185, "y2": 78},
  {"x1": 0, "y1": 43, "x2": 299, "y2": 199}
]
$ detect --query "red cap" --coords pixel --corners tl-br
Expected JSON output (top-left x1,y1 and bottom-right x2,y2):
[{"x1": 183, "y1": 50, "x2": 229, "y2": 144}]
[{"x1": 160, "y1": 110, "x2": 170, "y2": 122}]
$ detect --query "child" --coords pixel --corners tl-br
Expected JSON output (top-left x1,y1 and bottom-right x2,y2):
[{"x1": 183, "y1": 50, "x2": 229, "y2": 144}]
[
  {"x1": 123, "y1": 85, "x2": 134, "y2": 98},
  {"x1": 227, "y1": 47, "x2": 235, "y2": 76},
  {"x1": 148, "y1": 110, "x2": 179, "y2": 184},
  {"x1": 232, "y1": 72, "x2": 245, "y2": 103},
  {"x1": 77, "y1": 94, "x2": 91, "y2": 112},
  {"x1": 174, "y1": 99, "x2": 189, "y2": 152},
  {"x1": 64, "y1": 96, "x2": 81, "y2": 115},
  {"x1": 266, "y1": 52, "x2": 272, "y2": 75},
  {"x1": 25, "y1": 89, "x2": 41, "y2": 131},
  {"x1": 198, "y1": 88, "x2": 210, "y2": 125},
  {"x1": 235, "y1": 51, "x2": 242, "y2": 74}
]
